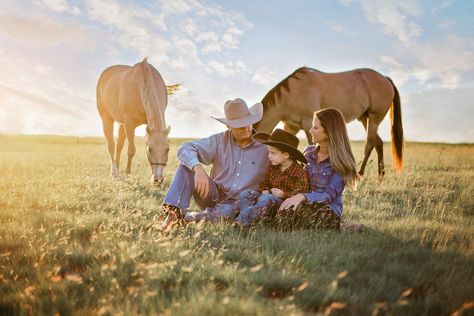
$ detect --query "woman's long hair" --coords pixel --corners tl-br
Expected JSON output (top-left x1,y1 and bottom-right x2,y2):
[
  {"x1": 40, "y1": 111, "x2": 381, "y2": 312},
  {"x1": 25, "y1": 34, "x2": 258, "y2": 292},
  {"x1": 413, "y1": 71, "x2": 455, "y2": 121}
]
[{"x1": 315, "y1": 108, "x2": 360, "y2": 189}]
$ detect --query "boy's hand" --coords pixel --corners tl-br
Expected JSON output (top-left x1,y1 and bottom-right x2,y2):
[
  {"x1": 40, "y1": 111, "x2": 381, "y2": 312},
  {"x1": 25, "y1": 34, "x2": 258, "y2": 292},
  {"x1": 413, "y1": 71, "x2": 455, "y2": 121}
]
[
  {"x1": 270, "y1": 188, "x2": 284, "y2": 198},
  {"x1": 262, "y1": 190, "x2": 270, "y2": 195}
]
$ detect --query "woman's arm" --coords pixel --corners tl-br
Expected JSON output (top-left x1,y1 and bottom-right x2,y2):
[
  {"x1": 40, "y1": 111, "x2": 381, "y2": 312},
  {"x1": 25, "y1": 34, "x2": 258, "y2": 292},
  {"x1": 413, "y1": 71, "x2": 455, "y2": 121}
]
[{"x1": 304, "y1": 173, "x2": 344, "y2": 204}]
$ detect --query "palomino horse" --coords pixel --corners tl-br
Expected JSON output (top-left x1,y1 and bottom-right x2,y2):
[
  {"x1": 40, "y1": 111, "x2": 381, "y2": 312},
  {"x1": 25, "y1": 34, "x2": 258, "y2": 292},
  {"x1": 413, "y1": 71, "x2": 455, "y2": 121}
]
[
  {"x1": 97, "y1": 58, "x2": 176, "y2": 185},
  {"x1": 253, "y1": 67, "x2": 403, "y2": 179}
]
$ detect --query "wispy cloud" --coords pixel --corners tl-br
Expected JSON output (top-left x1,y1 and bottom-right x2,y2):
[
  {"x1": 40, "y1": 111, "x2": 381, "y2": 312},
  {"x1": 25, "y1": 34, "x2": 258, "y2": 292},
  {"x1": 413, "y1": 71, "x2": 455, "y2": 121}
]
[
  {"x1": 381, "y1": 34, "x2": 474, "y2": 90},
  {"x1": 206, "y1": 60, "x2": 248, "y2": 77},
  {"x1": 432, "y1": 0, "x2": 455, "y2": 15},
  {"x1": 84, "y1": 0, "x2": 252, "y2": 75},
  {"x1": 251, "y1": 68, "x2": 276, "y2": 86},
  {"x1": 326, "y1": 21, "x2": 353, "y2": 35},
  {"x1": 34, "y1": 0, "x2": 80, "y2": 15},
  {"x1": 357, "y1": 0, "x2": 422, "y2": 45},
  {"x1": 0, "y1": 12, "x2": 94, "y2": 50}
]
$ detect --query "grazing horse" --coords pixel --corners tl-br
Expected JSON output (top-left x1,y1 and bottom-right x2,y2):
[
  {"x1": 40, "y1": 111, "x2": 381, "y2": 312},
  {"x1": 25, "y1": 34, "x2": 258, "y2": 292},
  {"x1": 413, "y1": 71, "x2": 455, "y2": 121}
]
[
  {"x1": 97, "y1": 58, "x2": 175, "y2": 185},
  {"x1": 253, "y1": 67, "x2": 403, "y2": 179}
]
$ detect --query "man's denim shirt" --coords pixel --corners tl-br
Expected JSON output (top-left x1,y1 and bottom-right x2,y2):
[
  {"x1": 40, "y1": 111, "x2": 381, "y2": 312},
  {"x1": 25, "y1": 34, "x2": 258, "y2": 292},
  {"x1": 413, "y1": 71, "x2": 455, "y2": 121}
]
[{"x1": 303, "y1": 145, "x2": 345, "y2": 219}]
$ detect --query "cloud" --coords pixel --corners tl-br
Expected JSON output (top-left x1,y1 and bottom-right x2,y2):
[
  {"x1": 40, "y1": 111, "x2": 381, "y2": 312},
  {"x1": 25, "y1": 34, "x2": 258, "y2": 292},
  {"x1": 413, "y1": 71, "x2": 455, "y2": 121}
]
[
  {"x1": 165, "y1": 88, "x2": 223, "y2": 137},
  {"x1": 0, "y1": 12, "x2": 94, "y2": 50},
  {"x1": 84, "y1": 0, "x2": 251, "y2": 75},
  {"x1": 85, "y1": 0, "x2": 171, "y2": 64},
  {"x1": 0, "y1": 51, "x2": 96, "y2": 137},
  {"x1": 404, "y1": 88, "x2": 474, "y2": 142},
  {"x1": 432, "y1": 0, "x2": 455, "y2": 15},
  {"x1": 206, "y1": 60, "x2": 248, "y2": 77},
  {"x1": 251, "y1": 68, "x2": 276, "y2": 86},
  {"x1": 34, "y1": 0, "x2": 80, "y2": 15},
  {"x1": 326, "y1": 21, "x2": 353, "y2": 35},
  {"x1": 438, "y1": 19, "x2": 456, "y2": 28},
  {"x1": 357, "y1": 0, "x2": 422, "y2": 45},
  {"x1": 380, "y1": 36, "x2": 474, "y2": 89}
]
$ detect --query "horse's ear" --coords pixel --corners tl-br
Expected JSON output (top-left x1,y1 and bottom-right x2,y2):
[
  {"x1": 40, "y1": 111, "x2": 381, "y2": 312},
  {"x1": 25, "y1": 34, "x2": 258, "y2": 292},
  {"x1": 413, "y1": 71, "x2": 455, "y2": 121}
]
[{"x1": 165, "y1": 125, "x2": 171, "y2": 135}]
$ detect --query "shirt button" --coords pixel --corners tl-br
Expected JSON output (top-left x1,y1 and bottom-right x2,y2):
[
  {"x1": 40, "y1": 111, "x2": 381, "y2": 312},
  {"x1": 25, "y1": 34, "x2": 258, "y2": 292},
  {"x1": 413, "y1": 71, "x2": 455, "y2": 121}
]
[
  {"x1": 236, "y1": 173, "x2": 239, "y2": 176},
  {"x1": 238, "y1": 161, "x2": 241, "y2": 164}
]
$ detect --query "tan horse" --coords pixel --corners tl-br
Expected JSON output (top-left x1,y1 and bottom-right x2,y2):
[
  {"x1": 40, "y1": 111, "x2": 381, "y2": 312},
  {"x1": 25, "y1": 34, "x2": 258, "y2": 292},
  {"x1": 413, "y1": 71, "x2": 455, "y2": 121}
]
[
  {"x1": 253, "y1": 67, "x2": 403, "y2": 179},
  {"x1": 97, "y1": 58, "x2": 176, "y2": 185}
]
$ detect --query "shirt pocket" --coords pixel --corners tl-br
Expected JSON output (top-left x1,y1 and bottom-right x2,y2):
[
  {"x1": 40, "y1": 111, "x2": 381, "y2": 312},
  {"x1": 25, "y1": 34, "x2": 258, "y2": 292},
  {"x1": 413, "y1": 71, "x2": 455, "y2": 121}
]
[{"x1": 313, "y1": 166, "x2": 333, "y2": 188}]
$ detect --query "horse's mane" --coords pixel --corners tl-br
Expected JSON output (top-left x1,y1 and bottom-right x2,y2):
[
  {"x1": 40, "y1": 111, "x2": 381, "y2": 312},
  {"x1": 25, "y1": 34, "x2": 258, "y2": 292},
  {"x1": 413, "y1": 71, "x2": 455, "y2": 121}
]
[
  {"x1": 141, "y1": 58, "x2": 166, "y2": 131},
  {"x1": 261, "y1": 67, "x2": 315, "y2": 107}
]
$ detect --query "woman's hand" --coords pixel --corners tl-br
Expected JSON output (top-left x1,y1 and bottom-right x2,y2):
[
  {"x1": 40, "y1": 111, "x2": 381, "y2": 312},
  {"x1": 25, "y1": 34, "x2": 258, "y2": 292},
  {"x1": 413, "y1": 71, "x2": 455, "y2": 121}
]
[
  {"x1": 270, "y1": 188, "x2": 284, "y2": 198},
  {"x1": 279, "y1": 193, "x2": 307, "y2": 211}
]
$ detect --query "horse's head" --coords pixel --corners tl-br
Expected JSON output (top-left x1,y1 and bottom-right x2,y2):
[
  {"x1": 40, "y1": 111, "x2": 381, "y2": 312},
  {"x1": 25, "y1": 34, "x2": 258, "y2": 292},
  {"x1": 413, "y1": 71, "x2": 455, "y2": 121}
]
[{"x1": 146, "y1": 125, "x2": 171, "y2": 186}]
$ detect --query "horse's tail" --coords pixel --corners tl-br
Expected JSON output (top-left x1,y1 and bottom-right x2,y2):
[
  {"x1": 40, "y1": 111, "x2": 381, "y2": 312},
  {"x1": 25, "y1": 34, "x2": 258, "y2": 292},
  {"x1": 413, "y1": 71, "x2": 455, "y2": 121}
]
[
  {"x1": 140, "y1": 57, "x2": 167, "y2": 130},
  {"x1": 386, "y1": 77, "x2": 404, "y2": 172},
  {"x1": 166, "y1": 83, "x2": 180, "y2": 95}
]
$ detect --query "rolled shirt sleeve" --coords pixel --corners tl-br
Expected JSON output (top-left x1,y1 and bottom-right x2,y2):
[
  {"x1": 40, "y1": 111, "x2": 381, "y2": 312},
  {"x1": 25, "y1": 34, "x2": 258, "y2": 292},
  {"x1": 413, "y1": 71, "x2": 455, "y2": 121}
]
[{"x1": 177, "y1": 133, "x2": 220, "y2": 170}]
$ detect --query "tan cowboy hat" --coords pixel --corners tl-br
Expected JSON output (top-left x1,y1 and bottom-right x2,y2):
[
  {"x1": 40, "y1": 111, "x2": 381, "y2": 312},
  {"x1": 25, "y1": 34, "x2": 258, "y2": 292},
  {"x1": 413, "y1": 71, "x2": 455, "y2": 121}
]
[
  {"x1": 253, "y1": 128, "x2": 307, "y2": 164},
  {"x1": 212, "y1": 98, "x2": 263, "y2": 128}
]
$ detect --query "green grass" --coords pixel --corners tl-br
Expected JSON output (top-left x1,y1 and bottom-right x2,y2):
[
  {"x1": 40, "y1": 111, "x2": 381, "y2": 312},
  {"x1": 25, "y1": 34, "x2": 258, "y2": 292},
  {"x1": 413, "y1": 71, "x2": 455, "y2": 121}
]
[{"x1": 0, "y1": 134, "x2": 473, "y2": 315}]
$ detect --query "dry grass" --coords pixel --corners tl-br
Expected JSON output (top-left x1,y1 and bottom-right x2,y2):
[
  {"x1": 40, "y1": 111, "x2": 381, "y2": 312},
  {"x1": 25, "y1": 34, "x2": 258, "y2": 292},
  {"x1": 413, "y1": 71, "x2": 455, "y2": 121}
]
[{"x1": 0, "y1": 134, "x2": 473, "y2": 315}]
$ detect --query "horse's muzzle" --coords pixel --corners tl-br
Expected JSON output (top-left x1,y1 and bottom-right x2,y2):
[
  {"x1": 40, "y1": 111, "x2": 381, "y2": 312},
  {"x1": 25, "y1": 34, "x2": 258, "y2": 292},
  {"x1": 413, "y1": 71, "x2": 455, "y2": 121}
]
[{"x1": 153, "y1": 176, "x2": 164, "y2": 186}]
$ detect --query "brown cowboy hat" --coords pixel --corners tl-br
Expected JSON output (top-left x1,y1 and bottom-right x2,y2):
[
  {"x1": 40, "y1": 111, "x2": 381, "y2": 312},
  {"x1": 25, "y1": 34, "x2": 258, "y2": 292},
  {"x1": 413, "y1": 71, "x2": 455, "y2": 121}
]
[
  {"x1": 253, "y1": 128, "x2": 307, "y2": 164},
  {"x1": 212, "y1": 98, "x2": 263, "y2": 128}
]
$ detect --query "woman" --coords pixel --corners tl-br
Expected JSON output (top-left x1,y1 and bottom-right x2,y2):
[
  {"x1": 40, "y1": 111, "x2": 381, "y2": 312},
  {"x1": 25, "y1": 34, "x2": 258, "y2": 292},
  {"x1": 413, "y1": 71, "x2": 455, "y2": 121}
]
[{"x1": 277, "y1": 108, "x2": 360, "y2": 229}]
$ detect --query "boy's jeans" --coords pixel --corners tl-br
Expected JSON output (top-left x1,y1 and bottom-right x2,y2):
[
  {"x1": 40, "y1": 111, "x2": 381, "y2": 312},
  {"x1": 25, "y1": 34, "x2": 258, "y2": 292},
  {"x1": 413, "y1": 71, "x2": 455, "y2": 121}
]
[
  {"x1": 236, "y1": 189, "x2": 283, "y2": 227},
  {"x1": 163, "y1": 164, "x2": 238, "y2": 221}
]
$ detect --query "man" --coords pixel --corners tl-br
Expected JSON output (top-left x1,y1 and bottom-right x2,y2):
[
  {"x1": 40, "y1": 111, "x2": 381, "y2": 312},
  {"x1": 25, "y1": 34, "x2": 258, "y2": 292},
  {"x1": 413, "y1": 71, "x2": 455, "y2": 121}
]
[{"x1": 161, "y1": 98, "x2": 269, "y2": 229}]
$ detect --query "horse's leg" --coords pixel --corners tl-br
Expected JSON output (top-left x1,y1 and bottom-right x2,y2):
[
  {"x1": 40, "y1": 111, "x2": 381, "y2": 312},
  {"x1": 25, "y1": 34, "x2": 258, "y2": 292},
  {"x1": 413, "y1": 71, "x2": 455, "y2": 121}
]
[
  {"x1": 375, "y1": 134, "x2": 385, "y2": 181},
  {"x1": 115, "y1": 124, "x2": 126, "y2": 171},
  {"x1": 359, "y1": 115, "x2": 379, "y2": 177},
  {"x1": 101, "y1": 117, "x2": 119, "y2": 178},
  {"x1": 124, "y1": 124, "x2": 136, "y2": 174}
]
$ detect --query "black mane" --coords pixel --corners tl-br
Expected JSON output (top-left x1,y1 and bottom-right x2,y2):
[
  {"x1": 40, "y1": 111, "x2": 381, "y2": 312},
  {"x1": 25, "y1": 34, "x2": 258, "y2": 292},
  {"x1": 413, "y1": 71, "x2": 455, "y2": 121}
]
[{"x1": 261, "y1": 67, "x2": 314, "y2": 107}]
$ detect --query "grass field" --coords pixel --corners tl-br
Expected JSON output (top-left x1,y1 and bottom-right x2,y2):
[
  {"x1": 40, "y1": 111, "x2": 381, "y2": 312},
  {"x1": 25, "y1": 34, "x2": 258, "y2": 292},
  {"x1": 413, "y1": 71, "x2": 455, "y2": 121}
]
[{"x1": 0, "y1": 134, "x2": 473, "y2": 316}]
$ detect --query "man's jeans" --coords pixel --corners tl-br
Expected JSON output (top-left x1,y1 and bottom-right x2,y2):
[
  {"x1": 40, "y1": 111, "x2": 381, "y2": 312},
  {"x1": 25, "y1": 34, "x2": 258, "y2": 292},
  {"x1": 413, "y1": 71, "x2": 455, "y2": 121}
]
[
  {"x1": 236, "y1": 189, "x2": 283, "y2": 227},
  {"x1": 163, "y1": 164, "x2": 238, "y2": 221}
]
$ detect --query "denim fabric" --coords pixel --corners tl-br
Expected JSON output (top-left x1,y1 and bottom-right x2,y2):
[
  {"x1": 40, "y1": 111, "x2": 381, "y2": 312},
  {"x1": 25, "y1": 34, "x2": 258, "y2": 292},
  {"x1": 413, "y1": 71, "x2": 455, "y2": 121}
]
[
  {"x1": 303, "y1": 146, "x2": 345, "y2": 219},
  {"x1": 184, "y1": 200, "x2": 239, "y2": 222},
  {"x1": 236, "y1": 189, "x2": 283, "y2": 227},
  {"x1": 163, "y1": 164, "x2": 220, "y2": 213},
  {"x1": 163, "y1": 164, "x2": 239, "y2": 221}
]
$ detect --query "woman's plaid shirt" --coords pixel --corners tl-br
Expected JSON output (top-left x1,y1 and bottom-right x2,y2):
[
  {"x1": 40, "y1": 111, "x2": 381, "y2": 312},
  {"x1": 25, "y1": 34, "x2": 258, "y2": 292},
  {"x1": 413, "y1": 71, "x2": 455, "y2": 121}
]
[{"x1": 258, "y1": 161, "x2": 310, "y2": 199}]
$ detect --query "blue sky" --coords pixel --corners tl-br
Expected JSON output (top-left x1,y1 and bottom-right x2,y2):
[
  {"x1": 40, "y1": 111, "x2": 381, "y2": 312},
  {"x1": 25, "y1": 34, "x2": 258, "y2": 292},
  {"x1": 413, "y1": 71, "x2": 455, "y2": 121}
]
[{"x1": 0, "y1": 0, "x2": 473, "y2": 142}]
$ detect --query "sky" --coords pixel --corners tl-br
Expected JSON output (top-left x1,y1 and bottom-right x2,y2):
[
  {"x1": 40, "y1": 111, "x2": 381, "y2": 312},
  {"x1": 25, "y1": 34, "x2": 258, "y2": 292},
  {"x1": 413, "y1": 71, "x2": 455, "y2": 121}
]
[{"x1": 0, "y1": 0, "x2": 473, "y2": 143}]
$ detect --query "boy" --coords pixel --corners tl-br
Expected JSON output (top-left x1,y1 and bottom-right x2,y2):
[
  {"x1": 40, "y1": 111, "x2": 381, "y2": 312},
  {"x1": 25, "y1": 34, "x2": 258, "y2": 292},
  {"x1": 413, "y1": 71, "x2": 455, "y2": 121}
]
[{"x1": 236, "y1": 129, "x2": 309, "y2": 227}]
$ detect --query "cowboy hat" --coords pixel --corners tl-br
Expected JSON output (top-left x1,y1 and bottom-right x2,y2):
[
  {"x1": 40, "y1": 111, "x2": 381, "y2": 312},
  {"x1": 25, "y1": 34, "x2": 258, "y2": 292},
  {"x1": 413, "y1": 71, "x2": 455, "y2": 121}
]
[
  {"x1": 253, "y1": 128, "x2": 307, "y2": 164},
  {"x1": 212, "y1": 98, "x2": 263, "y2": 128}
]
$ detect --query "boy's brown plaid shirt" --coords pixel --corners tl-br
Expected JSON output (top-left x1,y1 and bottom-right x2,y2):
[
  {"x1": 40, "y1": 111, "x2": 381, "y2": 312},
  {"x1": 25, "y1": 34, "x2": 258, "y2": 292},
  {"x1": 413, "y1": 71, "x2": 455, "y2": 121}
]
[{"x1": 258, "y1": 161, "x2": 310, "y2": 199}]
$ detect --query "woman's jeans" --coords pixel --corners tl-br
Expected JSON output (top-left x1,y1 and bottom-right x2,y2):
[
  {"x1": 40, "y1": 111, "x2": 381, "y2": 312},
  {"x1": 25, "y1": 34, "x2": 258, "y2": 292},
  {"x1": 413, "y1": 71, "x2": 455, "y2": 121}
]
[
  {"x1": 236, "y1": 189, "x2": 283, "y2": 227},
  {"x1": 163, "y1": 164, "x2": 238, "y2": 221}
]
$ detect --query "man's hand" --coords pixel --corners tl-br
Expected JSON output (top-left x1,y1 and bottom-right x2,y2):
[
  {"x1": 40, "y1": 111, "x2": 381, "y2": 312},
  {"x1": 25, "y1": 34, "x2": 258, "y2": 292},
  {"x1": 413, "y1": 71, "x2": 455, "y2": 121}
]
[
  {"x1": 279, "y1": 193, "x2": 307, "y2": 211},
  {"x1": 193, "y1": 164, "x2": 210, "y2": 199},
  {"x1": 262, "y1": 190, "x2": 270, "y2": 195},
  {"x1": 270, "y1": 188, "x2": 284, "y2": 198}
]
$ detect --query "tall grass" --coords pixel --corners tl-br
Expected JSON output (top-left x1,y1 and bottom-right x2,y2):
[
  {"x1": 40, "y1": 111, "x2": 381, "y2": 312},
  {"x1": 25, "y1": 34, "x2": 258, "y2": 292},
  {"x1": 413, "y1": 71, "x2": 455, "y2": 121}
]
[{"x1": 0, "y1": 134, "x2": 473, "y2": 315}]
